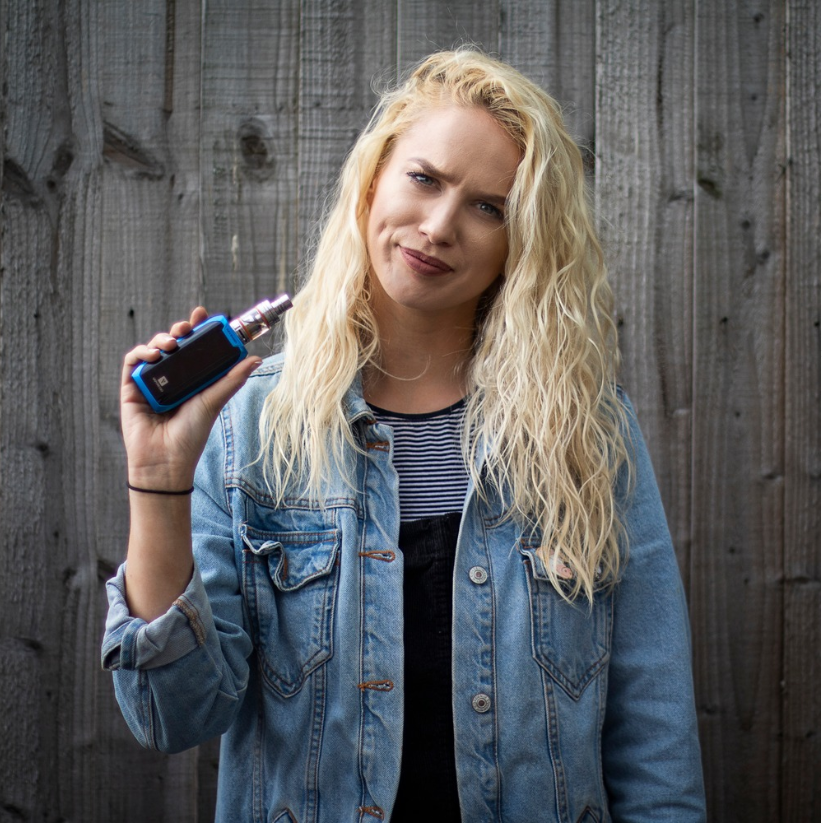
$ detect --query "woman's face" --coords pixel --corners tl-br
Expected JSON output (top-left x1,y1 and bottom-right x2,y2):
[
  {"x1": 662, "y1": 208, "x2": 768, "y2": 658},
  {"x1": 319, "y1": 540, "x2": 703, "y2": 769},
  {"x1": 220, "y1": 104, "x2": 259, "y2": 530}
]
[{"x1": 365, "y1": 104, "x2": 520, "y2": 326}]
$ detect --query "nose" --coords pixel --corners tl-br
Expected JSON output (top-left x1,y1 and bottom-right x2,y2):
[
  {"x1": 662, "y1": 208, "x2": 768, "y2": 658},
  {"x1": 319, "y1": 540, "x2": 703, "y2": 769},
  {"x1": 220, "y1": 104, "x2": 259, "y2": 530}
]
[{"x1": 419, "y1": 196, "x2": 458, "y2": 245}]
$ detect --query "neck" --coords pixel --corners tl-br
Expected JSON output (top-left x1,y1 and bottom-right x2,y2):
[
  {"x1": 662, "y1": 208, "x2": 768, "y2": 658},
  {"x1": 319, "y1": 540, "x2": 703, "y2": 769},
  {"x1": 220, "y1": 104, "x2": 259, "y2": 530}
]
[{"x1": 363, "y1": 302, "x2": 474, "y2": 414}]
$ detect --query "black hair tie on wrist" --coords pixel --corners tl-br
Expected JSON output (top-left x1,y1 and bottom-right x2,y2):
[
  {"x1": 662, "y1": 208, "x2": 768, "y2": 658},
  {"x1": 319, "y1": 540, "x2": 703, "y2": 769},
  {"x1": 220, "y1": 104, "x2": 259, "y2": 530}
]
[{"x1": 127, "y1": 482, "x2": 194, "y2": 495}]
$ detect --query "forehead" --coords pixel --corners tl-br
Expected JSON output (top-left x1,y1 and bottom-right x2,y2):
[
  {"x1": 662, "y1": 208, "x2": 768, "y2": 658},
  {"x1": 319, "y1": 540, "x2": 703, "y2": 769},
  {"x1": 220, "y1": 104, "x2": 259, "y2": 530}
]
[{"x1": 387, "y1": 104, "x2": 520, "y2": 191}]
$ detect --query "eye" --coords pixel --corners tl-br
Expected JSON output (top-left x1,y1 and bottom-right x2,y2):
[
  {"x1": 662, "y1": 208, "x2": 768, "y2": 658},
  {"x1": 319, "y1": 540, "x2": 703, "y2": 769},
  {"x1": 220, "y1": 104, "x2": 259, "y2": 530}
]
[
  {"x1": 406, "y1": 171, "x2": 435, "y2": 187},
  {"x1": 478, "y1": 201, "x2": 504, "y2": 220}
]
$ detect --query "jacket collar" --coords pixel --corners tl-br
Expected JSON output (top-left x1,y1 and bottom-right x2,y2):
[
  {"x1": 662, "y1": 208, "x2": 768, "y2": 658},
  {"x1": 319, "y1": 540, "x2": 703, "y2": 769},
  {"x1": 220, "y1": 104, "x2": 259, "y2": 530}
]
[{"x1": 341, "y1": 372, "x2": 376, "y2": 427}]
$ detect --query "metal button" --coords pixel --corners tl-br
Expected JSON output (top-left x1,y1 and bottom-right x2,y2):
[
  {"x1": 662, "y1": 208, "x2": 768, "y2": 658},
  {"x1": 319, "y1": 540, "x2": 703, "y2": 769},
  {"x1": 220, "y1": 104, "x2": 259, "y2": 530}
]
[
  {"x1": 472, "y1": 692, "x2": 492, "y2": 713},
  {"x1": 469, "y1": 565, "x2": 488, "y2": 584}
]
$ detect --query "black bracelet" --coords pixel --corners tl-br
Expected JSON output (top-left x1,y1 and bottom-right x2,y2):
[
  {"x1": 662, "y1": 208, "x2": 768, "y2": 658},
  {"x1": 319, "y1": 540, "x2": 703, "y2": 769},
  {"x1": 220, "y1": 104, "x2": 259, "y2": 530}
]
[{"x1": 127, "y1": 482, "x2": 194, "y2": 495}]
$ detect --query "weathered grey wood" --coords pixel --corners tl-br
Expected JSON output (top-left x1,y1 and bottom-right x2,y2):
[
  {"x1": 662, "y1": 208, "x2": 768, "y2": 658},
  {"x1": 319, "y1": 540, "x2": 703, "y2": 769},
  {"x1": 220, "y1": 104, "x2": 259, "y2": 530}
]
[
  {"x1": 691, "y1": 0, "x2": 787, "y2": 818},
  {"x1": 0, "y1": 2, "x2": 99, "y2": 820},
  {"x1": 499, "y1": 0, "x2": 597, "y2": 159},
  {"x1": 93, "y1": 0, "x2": 205, "y2": 819},
  {"x1": 594, "y1": 0, "x2": 695, "y2": 585},
  {"x1": 397, "y1": 0, "x2": 500, "y2": 69},
  {"x1": 0, "y1": 3, "x2": 818, "y2": 822},
  {"x1": 782, "y1": 0, "x2": 820, "y2": 818},
  {"x1": 197, "y1": 1, "x2": 304, "y2": 812},
  {"x1": 200, "y1": 0, "x2": 301, "y2": 326},
  {"x1": 297, "y1": 0, "x2": 396, "y2": 269}
]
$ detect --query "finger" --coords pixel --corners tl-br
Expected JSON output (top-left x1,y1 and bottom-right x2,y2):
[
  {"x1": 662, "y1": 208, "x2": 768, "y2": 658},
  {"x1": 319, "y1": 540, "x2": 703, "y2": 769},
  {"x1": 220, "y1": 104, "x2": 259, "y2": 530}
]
[
  {"x1": 121, "y1": 336, "x2": 176, "y2": 386},
  {"x1": 196, "y1": 356, "x2": 263, "y2": 417},
  {"x1": 189, "y1": 306, "x2": 208, "y2": 326},
  {"x1": 123, "y1": 343, "x2": 163, "y2": 371},
  {"x1": 169, "y1": 320, "x2": 192, "y2": 339},
  {"x1": 146, "y1": 332, "x2": 179, "y2": 352},
  {"x1": 120, "y1": 308, "x2": 211, "y2": 404},
  {"x1": 168, "y1": 307, "x2": 208, "y2": 341}
]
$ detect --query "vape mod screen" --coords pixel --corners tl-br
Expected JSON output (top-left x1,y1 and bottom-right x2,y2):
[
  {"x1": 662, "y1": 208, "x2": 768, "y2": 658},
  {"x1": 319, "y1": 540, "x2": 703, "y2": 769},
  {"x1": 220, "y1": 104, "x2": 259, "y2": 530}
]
[{"x1": 144, "y1": 322, "x2": 242, "y2": 405}]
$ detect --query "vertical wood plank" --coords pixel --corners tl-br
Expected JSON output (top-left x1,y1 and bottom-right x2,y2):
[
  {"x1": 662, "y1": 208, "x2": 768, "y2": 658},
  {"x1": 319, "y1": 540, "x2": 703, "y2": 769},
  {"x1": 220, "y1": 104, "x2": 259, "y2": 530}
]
[
  {"x1": 397, "y1": 0, "x2": 499, "y2": 69},
  {"x1": 691, "y1": 0, "x2": 786, "y2": 818},
  {"x1": 297, "y1": 0, "x2": 396, "y2": 266},
  {"x1": 200, "y1": 0, "x2": 301, "y2": 326},
  {"x1": 89, "y1": 0, "x2": 204, "y2": 819},
  {"x1": 499, "y1": 0, "x2": 597, "y2": 160},
  {"x1": 594, "y1": 0, "x2": 695, "y2": 579},
  {"x1": 0, "y1": 1, "x2": 99, "y2": 819},
  {"x1": 782, "y1": 0, "x2": 820, "y2": 818}
]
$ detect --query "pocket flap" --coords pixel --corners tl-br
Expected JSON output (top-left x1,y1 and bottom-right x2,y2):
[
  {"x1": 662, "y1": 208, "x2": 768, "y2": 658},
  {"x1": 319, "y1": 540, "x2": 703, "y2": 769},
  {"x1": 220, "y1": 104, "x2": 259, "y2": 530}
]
[{"x1": 240, "y1": 525, "x2": 339, "y2": 591}]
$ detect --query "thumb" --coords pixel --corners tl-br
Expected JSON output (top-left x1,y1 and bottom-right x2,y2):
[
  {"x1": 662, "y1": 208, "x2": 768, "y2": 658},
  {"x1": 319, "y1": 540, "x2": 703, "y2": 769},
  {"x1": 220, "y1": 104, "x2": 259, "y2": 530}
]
[{"x1": 197, "y1": 356, "x2": 263, "y2": 415}]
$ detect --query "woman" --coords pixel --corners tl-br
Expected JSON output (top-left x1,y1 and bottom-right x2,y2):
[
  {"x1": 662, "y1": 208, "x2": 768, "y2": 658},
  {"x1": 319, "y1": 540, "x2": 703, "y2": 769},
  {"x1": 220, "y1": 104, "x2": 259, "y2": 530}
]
[{"x1": 104, "y1": 50, "x2": 706, "y2": 821}]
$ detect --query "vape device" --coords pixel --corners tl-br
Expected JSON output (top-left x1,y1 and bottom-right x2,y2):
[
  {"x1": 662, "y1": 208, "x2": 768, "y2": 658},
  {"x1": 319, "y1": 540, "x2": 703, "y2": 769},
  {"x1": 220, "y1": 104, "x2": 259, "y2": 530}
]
[{"x1": 132, "y1": 294, "x2": 292, "y2": 413}]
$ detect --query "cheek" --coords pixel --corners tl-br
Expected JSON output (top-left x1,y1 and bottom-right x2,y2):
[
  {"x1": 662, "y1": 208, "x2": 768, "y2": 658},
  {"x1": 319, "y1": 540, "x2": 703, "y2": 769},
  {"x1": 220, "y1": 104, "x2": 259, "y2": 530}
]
[
  {"x1": 365, "y1": 205, "x2": 394, "y2": 272},
  {"x1": 483, "y1": 230, "x2": 509, "y2": 274},
  {"x1": 366, "y1": 193, "x2": 392, "y2": 242}
]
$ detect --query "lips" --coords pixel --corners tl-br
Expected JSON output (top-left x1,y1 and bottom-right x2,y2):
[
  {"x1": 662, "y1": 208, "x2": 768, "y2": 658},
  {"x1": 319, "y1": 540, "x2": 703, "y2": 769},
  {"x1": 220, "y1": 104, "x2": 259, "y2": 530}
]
[{"x1": 399, "y1": 246, "x2": 453, "y2": 276}]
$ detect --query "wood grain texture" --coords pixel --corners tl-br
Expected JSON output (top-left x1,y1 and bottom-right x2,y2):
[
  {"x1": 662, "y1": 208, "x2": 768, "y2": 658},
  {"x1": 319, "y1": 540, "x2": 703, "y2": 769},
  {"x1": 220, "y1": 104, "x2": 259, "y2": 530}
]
[
  {"x1": 782, "y1": 0, "x2": 820, "y2": 817},
  {"x1": 92, "y1": 0, "x2": 203, "y2": 818},
  {"x1": 200, "y1": 0, "x2": 300, "y2": 324},
  {"x1": 198, "y1": 1, "x2": 304, "y2": 813},
  {"x1": 397, "y1": 0, "x2": 499, "y2": 68},
  {"x1": 499, "y1": 0, "x2": 597, "y2": 156},
  {"x1": 595, "y1": 0, "x2": 695, "y2": 579},
  {"x1": 0, "y1": 2, "x2": 99, "y2": 819},
  {"x1": 691, "y1": 0, "x2": 787, "y2": 818},
  {"x1": 297, "y1": 0, "x2": 396, "y2": 271},
  {"x1": 0, "y1": 3, "x2": 818, "y2": 822}
]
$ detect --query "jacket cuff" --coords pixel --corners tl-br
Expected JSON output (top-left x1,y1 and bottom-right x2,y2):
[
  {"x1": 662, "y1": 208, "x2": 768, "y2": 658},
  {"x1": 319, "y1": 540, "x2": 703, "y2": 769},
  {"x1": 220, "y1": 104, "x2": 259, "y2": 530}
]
[{"x1": 101, "y1": 563, "x2": 211, "y2": 671}]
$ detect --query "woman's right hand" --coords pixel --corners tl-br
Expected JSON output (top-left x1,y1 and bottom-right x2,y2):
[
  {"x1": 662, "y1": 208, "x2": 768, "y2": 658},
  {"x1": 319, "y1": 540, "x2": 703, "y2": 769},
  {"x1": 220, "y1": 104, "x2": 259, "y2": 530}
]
[{"x1": 121, "y1": 306, "x2": 263, "y2": 490}]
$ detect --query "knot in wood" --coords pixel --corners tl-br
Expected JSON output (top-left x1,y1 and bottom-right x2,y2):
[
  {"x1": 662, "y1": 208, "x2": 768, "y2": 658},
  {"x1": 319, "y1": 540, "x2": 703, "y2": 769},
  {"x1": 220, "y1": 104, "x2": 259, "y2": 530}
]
[{"x1": 238, "y1": 118, "x2": 275, "y2": 180}]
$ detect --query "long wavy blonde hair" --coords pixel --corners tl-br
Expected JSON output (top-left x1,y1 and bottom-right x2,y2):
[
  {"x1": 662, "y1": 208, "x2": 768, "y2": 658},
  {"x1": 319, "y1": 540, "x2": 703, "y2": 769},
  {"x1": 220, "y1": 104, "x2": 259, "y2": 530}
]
[{"x1": 260, "y1": 49, "x2": 629, "y2": 602}]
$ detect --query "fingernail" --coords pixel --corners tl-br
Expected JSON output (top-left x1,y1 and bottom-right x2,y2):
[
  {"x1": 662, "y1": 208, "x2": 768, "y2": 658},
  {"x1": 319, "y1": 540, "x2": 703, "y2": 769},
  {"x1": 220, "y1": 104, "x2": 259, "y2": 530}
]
[{"x1": 250, "y1": 358, "x2": 263, "y2": 371}]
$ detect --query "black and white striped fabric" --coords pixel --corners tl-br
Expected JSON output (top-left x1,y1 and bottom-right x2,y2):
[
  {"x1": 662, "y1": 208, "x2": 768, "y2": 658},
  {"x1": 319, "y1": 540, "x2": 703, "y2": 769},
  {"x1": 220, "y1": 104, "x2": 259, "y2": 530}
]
[{"x1": 368, "y1": 400, "x2": 469, "y2": 522}]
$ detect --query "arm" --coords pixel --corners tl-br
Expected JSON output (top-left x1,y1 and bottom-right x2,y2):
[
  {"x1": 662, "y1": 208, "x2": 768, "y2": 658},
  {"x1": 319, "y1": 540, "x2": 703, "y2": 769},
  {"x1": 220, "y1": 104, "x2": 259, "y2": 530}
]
[
  {"x1": 120, "y1": 307, "x2": 261, "y2": 619},
  {"x1": 102, "y1": 309, "x2": 261, "y2": 752},
  {"x1": 602, "y1": 395, "x2": 707, "y2": 821}
]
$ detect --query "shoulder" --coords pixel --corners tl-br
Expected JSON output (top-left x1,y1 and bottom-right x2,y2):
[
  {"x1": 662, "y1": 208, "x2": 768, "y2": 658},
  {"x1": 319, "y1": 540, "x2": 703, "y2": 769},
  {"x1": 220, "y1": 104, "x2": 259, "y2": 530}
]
[
  {"x1": 200, "y1": 354, "x2": 285, "y2": 467},
  {"x1": 243, "y1": 351, "x2": 286, "y2": 389},
  {"x1": 196, "y1": 354, "x2": 287, "y2": 501},
  {"x1": 614, "y1": 383, "x2": 635, "y2": 420},
  {"x1": 223, "y1": 352, "x2": 285, "y2": 418},
  {"x1": 610, "y1": 389, "x2": 670, "y2": 546},
  {"x1": 613, "y1": 384, "x2": 643, "y2": 452}
]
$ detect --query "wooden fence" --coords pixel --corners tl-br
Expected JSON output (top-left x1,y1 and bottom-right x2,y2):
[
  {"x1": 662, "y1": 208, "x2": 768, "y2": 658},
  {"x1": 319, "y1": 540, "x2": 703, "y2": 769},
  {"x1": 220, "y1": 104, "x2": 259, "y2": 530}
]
[{"x1": 1, "y1": 1, "x2": 818, "y2": 820}]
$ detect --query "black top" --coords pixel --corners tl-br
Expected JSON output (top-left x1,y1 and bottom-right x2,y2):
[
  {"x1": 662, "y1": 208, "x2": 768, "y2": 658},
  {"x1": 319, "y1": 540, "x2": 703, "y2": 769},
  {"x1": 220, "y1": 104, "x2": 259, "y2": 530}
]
[{"x1": 391, "y1": 512, "x2": 463, "y2": 821}]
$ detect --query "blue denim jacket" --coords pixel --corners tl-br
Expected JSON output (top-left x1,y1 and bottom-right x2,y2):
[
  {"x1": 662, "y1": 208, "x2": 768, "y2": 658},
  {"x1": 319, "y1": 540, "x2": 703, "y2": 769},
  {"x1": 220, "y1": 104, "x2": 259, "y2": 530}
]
[{"x1": 103, "y1": 355, "x2": 706, "y2": 822}]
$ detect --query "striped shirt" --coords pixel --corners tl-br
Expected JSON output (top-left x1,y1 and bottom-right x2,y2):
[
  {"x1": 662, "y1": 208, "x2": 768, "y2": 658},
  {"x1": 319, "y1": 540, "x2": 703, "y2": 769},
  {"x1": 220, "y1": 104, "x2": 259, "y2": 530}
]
[{"x1": 368, "y1": 400, "x2": 469, "y2": 522}]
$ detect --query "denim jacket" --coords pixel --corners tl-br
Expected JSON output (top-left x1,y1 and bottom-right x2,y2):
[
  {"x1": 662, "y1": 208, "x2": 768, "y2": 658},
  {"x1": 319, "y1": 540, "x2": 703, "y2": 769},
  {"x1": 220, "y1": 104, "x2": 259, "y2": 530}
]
[{"x1": 103, "y1": 354, "x2": 706, "y2": 822}]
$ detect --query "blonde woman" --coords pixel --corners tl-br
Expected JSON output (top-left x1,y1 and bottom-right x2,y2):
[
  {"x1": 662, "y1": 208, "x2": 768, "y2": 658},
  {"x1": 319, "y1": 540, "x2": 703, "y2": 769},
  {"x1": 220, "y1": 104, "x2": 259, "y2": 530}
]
[{"x1": 104, "y1": 50, "x2": 706, "y2": 822}]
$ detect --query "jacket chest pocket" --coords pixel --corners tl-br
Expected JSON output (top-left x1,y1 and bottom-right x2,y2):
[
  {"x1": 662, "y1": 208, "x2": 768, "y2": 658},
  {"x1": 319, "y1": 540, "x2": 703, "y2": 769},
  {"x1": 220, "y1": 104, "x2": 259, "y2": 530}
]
[
  {"x1": 520, "y1": 545, "x2": 612, "y2": 700},
  {"x1": 240, "y1": 522, "x2": 340, "y2": 698}
]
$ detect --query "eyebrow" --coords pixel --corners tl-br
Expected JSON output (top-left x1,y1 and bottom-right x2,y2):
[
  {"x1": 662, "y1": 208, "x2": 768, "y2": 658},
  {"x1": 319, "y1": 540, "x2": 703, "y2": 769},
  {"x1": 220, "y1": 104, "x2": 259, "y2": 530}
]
[{"x1": 407, "y1": 157, "x2": 509, "y2": 208}]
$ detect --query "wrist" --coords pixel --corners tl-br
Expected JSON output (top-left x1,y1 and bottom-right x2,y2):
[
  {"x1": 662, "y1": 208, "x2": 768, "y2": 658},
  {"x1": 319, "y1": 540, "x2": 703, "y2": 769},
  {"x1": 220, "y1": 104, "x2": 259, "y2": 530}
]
[
  {"x1": 127, "y1": 462, "x2": 196, "y2": 491},
  {"x1": 127, "y1": 481, "x2": 194, "y2": 495}
]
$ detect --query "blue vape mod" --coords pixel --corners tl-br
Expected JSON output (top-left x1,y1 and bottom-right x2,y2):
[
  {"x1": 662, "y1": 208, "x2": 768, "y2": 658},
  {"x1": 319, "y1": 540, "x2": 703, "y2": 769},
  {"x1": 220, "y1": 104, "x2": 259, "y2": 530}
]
[{"x1": 132, "y1": 294, "x2": 292, "y2": 413}]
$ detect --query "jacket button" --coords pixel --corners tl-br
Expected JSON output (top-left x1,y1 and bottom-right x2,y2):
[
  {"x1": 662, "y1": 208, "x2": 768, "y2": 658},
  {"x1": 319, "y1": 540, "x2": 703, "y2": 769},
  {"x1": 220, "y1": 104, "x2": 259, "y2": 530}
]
[
  {"x1": 472, "y1": 692, "x2": 492, "y2": 713},
  {"x1": 469, "y1": 566, "x2": 488, "y2": 584}
]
